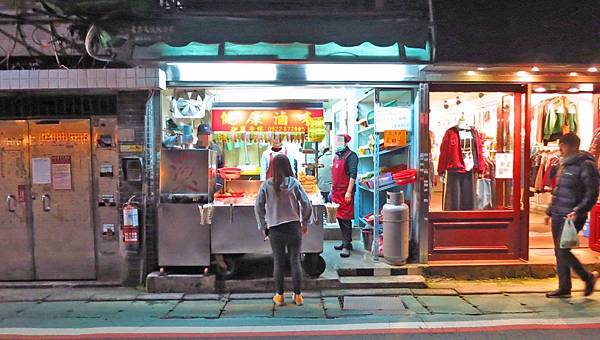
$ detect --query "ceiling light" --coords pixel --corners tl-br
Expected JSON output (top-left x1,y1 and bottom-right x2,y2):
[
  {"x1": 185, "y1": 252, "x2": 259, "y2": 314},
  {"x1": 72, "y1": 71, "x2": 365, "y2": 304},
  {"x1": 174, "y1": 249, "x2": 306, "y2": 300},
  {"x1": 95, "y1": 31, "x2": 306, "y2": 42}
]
[
  {"x1": 516, "y1": 71, "x2": 529, "y2": 77},
  {"x1": 167, "y1": 62, "x2": 277, "y2": 82},
  {"x1": 477, "y1": 67, "x2": 486, "y2": 71},
  {"x1": 305, "y1": 64, "x2": 413, "y2": 82},
  {"x1": 568, "y1": 87, "x2": 579, "y2": 93},
  {"x1": 588, "y1": 67, "x2": 598, "y2": 73},
  {"x1": 467, "y1": 70, "x2": 477, "y2": 76},
  {"x1": 531, "y1": 66, "x2": 540, "y2": 72},
  {"x1": 569, "y1": 72, "x2": 578, "y2": 77},
  {"x1": 534, "y1": 87, "x2": 547, "y2": 93}
]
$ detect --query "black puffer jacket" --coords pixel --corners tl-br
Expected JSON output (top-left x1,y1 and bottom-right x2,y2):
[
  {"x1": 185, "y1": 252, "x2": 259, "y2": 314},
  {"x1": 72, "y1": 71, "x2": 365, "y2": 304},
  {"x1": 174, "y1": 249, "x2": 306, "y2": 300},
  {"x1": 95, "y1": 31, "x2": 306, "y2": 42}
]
[{"x1": 548, "y1": 151, "x2": 600, "y2": 229}]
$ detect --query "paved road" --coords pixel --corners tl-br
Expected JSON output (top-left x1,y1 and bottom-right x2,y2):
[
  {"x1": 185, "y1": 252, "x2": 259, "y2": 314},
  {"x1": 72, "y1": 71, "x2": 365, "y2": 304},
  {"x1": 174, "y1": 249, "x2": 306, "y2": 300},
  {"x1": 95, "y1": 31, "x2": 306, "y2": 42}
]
[{"x1": 1, "y1": 288, "x2": 600, "y2": 338}]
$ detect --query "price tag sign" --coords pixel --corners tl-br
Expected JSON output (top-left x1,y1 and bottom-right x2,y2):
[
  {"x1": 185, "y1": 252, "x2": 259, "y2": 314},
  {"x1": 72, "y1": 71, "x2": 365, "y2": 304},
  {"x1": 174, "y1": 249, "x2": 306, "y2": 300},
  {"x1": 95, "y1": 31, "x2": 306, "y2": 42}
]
[{"x1": 384, "y1": 130, "x2": 407, "y2": 147}]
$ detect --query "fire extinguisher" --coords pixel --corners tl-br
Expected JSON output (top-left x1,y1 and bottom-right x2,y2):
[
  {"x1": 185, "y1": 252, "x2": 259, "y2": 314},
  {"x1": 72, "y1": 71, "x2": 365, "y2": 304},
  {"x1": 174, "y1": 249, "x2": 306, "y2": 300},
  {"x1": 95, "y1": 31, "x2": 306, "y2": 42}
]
[{"x1": 122, "y1": 195, "x2": 139, "y2": 245}]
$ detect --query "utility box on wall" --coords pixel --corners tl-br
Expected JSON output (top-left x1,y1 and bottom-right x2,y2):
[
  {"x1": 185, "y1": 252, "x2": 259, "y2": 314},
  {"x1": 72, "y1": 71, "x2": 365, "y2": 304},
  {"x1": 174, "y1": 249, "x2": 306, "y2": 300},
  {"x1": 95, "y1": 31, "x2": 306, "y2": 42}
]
[{"x1": 92, "y1": 117, "x2": 121, "y2": 281}]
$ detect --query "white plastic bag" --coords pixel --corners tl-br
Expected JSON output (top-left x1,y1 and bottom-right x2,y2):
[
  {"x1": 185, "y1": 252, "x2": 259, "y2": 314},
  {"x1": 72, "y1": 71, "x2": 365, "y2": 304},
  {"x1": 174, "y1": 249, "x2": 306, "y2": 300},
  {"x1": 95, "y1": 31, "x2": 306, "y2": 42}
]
[{"x1": 560, "y1": 219, "x2": 579, "y2": 249}]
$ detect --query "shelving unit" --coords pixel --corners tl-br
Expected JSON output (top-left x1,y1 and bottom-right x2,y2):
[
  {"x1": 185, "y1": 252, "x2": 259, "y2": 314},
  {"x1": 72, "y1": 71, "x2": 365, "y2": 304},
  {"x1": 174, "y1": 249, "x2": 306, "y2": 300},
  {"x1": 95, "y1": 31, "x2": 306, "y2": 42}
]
[{"x1": 354, "y1": 88, "x2": 416, "y2": 257}]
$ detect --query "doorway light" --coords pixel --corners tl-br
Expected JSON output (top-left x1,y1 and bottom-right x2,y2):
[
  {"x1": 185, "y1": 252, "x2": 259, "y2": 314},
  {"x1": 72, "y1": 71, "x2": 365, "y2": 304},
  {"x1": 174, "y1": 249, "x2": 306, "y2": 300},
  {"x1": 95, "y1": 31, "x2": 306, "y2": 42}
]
[
  {"x1": 531, "y1": 66, "x2": 540, "y2": 72},
  {"x1": 568, "y1": 87, "x2": 579, "y2": 93},
  {"x1": 569, "y1": 72, "x2": 578, "y2": 77},
  {"x1": 466, "y1": 70, "x2": 477, "y2": 76},
  {"x1": 476, "y1": 67, "x2": 486, "y2": 71},
  {"x1": 516, "y1": 71, "x2": 529, "y2": 77},
  {"x1": 168, "y1": 62, "x2": 277, "y2": 82},
  {"x1": 580, "y1": 84, "x2": 594, "y2": 92},
  {"x1": 588, "y1": 67, "x2": 598, "y2": 73},
  {"x1": 534, "y1": 87, "x2": 546, "y2": 93}
]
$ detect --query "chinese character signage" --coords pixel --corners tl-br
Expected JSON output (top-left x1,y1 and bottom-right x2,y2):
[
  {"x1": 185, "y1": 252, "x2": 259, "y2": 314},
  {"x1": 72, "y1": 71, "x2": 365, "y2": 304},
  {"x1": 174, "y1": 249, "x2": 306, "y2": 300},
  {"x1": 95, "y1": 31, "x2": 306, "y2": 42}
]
[
  {"x1": 211, "y1": 109, "x2": 324, "y2": 133},
  {"x1": 383, "y1": 130, "x2": 407, "y2": 147}
]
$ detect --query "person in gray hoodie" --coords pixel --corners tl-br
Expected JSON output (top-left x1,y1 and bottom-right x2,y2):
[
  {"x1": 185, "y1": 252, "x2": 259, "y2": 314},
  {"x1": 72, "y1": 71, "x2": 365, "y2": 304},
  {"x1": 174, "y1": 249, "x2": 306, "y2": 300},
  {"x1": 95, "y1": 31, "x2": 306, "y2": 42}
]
[{"x1": 255, "y1": 154, "x2": 313, "y2": 306}]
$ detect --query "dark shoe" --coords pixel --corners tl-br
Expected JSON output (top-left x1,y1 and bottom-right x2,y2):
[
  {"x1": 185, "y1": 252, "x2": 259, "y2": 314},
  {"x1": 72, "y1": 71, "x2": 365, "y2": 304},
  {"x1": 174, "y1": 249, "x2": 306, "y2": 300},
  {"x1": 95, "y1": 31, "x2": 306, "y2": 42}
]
[
  {"x1": 340, "y1": 248, "x2": 351, "y2": 258},
  {"x1": 545, "y1": 290, "x2": 572, "y2": 298},
  {"x1": 334, "y1": 243, "x2": 353, "y2": 251},
  {"x1": 584, "y1": 271, "x2": 599, "y2": 297}
]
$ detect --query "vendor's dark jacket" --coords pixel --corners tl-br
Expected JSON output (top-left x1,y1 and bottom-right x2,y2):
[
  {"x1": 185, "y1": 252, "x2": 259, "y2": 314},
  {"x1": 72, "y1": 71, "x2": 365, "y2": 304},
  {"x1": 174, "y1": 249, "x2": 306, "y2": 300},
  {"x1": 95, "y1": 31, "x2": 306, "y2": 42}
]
[{"x1": 547, "y1": 151, "x2": 600, "y2": 230}]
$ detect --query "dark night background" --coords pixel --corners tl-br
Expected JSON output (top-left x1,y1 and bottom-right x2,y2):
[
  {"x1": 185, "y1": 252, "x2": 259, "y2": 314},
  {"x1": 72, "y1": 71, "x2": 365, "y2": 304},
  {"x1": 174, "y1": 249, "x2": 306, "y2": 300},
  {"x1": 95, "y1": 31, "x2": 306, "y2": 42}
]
[{"x1": 433, "y1": 0, "x2": 600, "y2": 64}]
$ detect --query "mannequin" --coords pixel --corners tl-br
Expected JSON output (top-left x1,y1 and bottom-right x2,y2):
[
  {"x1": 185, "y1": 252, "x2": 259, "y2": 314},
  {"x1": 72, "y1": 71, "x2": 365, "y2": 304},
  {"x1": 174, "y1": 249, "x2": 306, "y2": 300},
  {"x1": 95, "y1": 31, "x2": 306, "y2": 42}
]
[{"x1": 437, "y1": 116, "x2": 485, "y2": 211}]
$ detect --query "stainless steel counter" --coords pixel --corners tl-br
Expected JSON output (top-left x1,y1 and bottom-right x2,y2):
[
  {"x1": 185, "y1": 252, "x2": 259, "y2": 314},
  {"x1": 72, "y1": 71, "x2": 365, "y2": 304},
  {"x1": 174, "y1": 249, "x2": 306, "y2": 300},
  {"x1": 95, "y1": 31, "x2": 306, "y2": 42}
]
[
  {"x1": 158, "y1": 203, "x2": 211, "y2": 267},
  {"x1": 210, "y1": 204, "x2": 325, "y2": 254}
]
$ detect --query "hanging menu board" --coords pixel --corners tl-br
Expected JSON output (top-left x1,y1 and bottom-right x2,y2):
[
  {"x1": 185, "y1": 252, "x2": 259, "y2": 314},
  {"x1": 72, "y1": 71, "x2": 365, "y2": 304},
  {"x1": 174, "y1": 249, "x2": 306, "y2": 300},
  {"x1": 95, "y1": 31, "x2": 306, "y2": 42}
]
[{"x1": 51, "y1": 155, "x2": 72, "y2": 190}]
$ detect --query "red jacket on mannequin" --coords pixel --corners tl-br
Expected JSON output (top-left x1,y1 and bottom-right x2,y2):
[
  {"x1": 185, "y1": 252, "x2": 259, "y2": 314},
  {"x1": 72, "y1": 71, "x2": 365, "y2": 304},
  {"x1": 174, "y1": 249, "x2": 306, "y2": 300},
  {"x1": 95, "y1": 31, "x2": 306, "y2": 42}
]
[{"x1": 437, "y1": 126, "x2": 486, "y2": 174}]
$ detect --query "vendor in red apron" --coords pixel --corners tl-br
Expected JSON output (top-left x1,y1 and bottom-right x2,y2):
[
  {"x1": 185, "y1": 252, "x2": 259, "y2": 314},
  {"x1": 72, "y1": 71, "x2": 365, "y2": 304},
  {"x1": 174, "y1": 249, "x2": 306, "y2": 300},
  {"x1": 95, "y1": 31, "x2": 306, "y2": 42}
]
[
  {"x1": 260, "y1": 139, "x2": 292, "y2": 181},
  {"x1": 331, "y1": 134, "x2": 358, "y2": 258}
]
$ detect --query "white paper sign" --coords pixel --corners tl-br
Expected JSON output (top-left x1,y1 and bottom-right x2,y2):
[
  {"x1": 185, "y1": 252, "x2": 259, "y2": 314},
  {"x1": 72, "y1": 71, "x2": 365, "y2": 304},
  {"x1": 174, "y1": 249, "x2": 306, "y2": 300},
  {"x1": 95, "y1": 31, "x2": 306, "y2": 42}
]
[
  {"x1": 51, "y1": 155, "x2": 72, "y2": 190},
  {"x1": 375, "y1": 106, "x2": 412, "y2": 132},
  {"x1": 32, "y1": 158, "x2": 52, "y2": 184},
  {"x1": 495, "y1": 153, "x2": 514, "y2": 179}
]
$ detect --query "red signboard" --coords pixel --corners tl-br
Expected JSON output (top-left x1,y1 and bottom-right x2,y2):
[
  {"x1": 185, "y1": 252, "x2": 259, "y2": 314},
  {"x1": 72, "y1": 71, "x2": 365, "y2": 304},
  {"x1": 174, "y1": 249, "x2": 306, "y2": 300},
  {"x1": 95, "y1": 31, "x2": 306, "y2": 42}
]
[{"x1": 211, "y1": 109, "x2": 324, "y2": 133}]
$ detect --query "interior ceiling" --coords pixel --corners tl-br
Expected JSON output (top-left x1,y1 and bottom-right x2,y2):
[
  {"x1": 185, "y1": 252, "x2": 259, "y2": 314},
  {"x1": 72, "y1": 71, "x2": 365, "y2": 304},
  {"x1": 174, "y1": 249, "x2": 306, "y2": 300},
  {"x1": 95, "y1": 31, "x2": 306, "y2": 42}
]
[
  {"x1": 430, "y1": 92, "x2": 506, "y2": 107},
  {"x1": 204, "y1": 86, "x2": 369, "y2": 102}
]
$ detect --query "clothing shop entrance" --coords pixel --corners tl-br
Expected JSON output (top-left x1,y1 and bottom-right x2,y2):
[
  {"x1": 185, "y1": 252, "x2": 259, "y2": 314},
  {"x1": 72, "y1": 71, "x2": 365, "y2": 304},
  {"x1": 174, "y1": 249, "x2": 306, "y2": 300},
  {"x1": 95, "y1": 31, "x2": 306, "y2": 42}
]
[
  {"x1": 427, "y1": 85, "x2": 526, "y2": 261},
  {"x1": 0, "y1": 119, "x2": 96, "y2": 281},
  {"x1": 528, "y1": 86, "x2": 600, "y2": 253}
]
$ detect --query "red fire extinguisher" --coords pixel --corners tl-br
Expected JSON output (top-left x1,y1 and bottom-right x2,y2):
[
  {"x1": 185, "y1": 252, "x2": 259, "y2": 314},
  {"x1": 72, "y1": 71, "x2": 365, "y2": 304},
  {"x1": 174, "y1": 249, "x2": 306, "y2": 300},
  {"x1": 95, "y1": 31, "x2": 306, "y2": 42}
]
[{"x1": 122, "y1": 195, "x2": 139, "y2": 244}]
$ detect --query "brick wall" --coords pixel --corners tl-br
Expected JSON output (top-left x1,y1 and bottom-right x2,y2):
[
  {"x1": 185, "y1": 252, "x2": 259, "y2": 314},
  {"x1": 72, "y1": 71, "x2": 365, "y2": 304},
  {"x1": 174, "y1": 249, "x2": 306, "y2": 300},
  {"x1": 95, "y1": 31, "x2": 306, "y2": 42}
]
[{"x1": 117, "y1": 91, "x2": 151, "y2": 286}]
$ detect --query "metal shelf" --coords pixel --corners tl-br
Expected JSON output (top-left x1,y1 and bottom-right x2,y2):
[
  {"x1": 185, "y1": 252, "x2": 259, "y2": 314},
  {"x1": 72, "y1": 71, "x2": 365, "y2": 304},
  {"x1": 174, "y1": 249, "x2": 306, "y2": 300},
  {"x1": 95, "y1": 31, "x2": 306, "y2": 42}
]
[
  {"x1": 379, "y1": 145, "x2": 409, "y2": 156},
  {"x1": 358, "y1": 125, "x2": 375, "y2": 134},
  {"x1": 359, "y1": 182, "x2": 399, "y2": 193}
]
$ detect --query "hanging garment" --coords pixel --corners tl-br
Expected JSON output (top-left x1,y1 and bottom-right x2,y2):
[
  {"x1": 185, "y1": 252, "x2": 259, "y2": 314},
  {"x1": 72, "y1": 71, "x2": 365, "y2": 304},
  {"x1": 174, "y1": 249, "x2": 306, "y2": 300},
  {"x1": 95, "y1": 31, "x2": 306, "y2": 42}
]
[
  {"x1": 476, "y1": 178, "x2": 493, "y2": 210},
  {"x1": 589, "y1": 128, "x2": 600, "y2": 169},
  {"x1": 443, "y1": 171, "x2": 476, "y2": 211},
  {"x1": 437, "y1": 126, "x2": 486, "y2": 174}
]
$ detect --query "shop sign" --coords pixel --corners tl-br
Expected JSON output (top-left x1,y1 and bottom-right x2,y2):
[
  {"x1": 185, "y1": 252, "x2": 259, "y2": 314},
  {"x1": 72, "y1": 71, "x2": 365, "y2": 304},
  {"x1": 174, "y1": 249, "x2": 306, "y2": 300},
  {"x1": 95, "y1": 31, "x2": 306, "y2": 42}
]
[
  {"x1": 211, "y1": 109, "x2": 324, "y2": 133},
  {"x1": 375, "y1": 106, "x2": 412, "y2": 132},
  {"x1": 383, "y1": 130, "x2": 407, "y2": 147},
  {"x1": 495, "y1": 153, "x2": 513, "y2": 179}
]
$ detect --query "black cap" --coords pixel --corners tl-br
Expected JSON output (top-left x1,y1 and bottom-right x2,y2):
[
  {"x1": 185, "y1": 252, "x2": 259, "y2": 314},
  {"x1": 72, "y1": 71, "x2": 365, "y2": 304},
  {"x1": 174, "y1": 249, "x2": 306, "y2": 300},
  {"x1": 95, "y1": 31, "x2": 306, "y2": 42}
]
[{"x1": 197, "y1": 124, "x2": 212, "y2": 135}]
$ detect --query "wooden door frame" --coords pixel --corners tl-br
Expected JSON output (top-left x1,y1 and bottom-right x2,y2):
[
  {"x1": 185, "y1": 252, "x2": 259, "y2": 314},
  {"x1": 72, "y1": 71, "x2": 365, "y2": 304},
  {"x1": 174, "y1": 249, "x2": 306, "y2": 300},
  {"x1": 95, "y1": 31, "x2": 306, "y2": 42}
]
[{"x1": 427, "y1": 84, "x2": 527, "y2": 261}]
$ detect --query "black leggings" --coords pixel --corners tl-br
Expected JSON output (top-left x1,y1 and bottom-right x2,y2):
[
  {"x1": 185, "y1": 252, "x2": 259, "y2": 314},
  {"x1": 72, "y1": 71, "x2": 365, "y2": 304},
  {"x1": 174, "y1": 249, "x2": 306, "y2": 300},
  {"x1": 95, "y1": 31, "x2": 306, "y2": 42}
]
[{"x1": 269, "y1": 221, "x2": 303, "y2": 295}]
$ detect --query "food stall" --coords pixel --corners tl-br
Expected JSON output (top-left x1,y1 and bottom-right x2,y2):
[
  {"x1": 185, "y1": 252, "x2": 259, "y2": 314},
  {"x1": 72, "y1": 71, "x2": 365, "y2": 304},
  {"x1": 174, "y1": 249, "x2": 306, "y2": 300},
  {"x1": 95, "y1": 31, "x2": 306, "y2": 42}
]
[
  {"x1": 158, "y1": 97, "x2": 327, "y2": 278},
  {"x1": 210, "y1": 106, "x2": 327, "y2": 278}
]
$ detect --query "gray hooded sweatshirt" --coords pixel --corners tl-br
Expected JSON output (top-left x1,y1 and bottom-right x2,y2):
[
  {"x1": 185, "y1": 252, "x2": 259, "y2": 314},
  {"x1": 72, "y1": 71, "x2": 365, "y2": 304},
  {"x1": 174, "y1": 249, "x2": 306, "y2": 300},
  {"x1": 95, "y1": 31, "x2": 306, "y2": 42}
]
[{"x1": 255, "y1": 177, "x2": 313, "y2": 230}]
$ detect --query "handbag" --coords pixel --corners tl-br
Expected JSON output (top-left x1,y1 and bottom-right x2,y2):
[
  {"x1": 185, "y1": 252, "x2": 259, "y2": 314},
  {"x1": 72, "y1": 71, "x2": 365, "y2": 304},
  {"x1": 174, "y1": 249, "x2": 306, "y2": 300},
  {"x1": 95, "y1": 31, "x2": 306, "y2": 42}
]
[{"x1": 560, "y1": 219, "x2": 580, "y2": 249}]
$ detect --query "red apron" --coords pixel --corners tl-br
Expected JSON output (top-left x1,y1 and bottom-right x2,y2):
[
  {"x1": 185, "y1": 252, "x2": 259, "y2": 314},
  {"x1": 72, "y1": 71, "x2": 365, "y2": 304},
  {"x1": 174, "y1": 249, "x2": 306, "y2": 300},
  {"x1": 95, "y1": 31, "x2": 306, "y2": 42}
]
[
  {"x1": 265, "y1": 149, "x2": 287, "y2": 179},
  {"x1": 332, "y1": 150, "x2": 354, "y2": 219}
]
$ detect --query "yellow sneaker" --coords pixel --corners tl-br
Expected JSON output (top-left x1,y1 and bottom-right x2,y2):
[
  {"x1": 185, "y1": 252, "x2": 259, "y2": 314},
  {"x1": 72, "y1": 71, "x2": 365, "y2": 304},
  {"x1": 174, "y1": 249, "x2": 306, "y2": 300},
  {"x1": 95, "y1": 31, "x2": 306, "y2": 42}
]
[
  {"x1": 292, "y1": 293, "x2": 304, "y2": 306},
  {"x1": 273, "y1": 293, "x2": 284, "y2": 306}
]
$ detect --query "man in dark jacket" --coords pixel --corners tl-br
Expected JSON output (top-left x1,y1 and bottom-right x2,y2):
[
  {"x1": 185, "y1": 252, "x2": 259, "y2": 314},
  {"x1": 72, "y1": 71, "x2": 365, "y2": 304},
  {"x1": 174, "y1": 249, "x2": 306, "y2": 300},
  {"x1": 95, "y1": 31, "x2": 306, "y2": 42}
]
[{"x1": 545, "y1": 133, "x2": 599, "y2": 298}]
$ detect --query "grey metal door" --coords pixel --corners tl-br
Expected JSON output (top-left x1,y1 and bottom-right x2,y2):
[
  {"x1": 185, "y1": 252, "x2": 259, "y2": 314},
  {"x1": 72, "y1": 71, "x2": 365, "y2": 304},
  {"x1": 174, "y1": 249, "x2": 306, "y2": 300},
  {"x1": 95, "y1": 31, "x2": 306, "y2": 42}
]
[
  {"x1": 0, "y1": 120, "x2": 34, "y2": 280},
  {"x1": 29, "y1": 119, "x2": 96, "y2": 280}
]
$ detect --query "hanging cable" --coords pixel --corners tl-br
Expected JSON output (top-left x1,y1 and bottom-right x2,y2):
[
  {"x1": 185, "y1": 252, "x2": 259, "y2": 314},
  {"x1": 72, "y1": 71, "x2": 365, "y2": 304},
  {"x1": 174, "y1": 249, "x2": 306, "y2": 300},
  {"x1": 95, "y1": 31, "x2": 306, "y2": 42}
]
[{"x1": 84, "y1": 24, "x2": 114, "y2": 62}]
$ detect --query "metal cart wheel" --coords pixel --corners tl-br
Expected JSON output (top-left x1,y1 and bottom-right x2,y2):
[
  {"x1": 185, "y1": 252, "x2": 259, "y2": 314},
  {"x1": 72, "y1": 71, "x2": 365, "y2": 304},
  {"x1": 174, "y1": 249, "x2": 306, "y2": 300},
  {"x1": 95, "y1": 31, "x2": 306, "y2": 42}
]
[
  {"x1": 302, "y1": 253, "x2": 326, "y2": 278},
  {"x1": 214, "y1": 255, "x2": 239, "y2": 279}
]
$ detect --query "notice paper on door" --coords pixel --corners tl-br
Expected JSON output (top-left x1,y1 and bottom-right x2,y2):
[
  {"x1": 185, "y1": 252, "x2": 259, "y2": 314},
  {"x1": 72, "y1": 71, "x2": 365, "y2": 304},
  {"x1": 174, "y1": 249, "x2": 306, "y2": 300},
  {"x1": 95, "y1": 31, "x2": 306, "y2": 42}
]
[
  {"x1": 51, "y1": 155, "x2": 72, "y2": 190},
  {"x1": 31, "y1": 157, "x2": 51, "y2": 184}
]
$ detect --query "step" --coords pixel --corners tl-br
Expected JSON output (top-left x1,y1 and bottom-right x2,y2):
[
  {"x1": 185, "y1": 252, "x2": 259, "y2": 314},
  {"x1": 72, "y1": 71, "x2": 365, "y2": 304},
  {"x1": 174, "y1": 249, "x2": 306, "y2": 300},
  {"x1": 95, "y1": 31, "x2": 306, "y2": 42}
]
[{"x1": 338, "y1": 275, "x2": 427, "y2": 289}]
